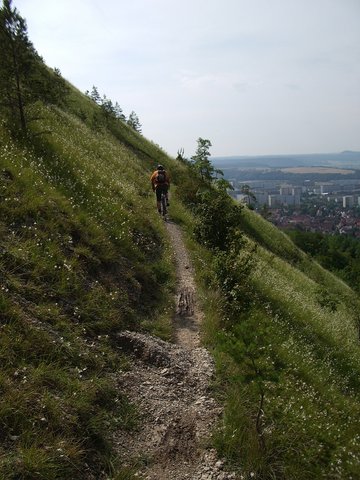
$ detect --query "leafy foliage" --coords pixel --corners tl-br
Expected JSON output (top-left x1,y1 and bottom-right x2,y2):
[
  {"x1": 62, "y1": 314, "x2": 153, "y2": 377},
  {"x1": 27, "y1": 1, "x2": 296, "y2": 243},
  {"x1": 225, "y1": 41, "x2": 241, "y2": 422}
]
[
  {"x1": 190, "y1": 137, "x2": 223, "y2": 182},
  {"x1": 189, "y1": 182, "x2": 360, "y2": 478},
  {"x1": 192, "y1": 184, "x2": 243, "y2": 251},
  {"x1": 287, "y1": 229, "x2": 360, "y2": 292}
]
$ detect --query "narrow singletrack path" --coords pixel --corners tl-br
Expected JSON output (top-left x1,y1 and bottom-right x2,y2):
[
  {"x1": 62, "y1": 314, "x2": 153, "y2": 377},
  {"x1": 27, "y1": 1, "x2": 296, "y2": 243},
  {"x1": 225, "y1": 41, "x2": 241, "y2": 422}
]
[
  {"x1": 112, "y1": 221, "x2": 237, "y2": 480},
  {"x1": 166, "y1": 221, "x2": 203, "y2": 349}
]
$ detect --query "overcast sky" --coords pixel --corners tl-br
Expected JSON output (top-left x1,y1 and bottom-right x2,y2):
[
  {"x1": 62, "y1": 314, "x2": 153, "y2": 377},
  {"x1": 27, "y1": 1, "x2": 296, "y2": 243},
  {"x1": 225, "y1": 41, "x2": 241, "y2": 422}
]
[{"x1": 15, "y1": 0, "x2": 360, "y2": 157}]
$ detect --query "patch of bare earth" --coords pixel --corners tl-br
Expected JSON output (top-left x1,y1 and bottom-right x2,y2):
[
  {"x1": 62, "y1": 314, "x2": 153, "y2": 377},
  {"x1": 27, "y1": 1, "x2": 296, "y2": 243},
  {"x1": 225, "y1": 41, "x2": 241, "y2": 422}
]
[{"x1": 112, "y1": 221, "x2": 238, "y2": 479}]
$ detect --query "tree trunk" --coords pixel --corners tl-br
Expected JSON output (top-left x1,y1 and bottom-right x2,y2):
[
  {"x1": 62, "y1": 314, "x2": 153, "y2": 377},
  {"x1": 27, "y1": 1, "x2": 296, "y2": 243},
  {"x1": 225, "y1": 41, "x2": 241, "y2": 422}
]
[
  {"x1": 12, "y1": 50, "x2": 27, "y2": 132},
  {"x1": 256, "y1": 391, "x2": 266, "y2": 451}
]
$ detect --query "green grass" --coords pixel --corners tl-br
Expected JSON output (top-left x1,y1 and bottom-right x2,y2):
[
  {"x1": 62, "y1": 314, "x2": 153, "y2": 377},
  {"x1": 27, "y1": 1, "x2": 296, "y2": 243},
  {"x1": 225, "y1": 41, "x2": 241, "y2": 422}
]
[
  {"x1": 181, "y1": 203, "x2": 360, "y2": 479},
  {"x1": 0, "y1": 92, "x2": 177, "y2": 477},
  {"x1": 2, "y1": 53, "x2": 360, "y2": 479}
]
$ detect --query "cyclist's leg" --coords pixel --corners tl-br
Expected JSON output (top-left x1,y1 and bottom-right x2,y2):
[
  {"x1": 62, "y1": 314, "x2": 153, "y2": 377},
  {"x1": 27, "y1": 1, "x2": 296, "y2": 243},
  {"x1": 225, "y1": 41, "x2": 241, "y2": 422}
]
[
  {"x1": 155, "y1": 187, "x2": 162, "y2": 213},
  {"x1": 161, "y1": 191, "x2": 167, "y2": 215}
]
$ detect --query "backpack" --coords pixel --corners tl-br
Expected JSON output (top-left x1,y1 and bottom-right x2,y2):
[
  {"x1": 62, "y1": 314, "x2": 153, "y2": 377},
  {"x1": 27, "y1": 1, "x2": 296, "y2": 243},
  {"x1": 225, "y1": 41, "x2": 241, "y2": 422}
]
[{"x1": 156, "y1": 170, "x2": 166, "y2": 183}]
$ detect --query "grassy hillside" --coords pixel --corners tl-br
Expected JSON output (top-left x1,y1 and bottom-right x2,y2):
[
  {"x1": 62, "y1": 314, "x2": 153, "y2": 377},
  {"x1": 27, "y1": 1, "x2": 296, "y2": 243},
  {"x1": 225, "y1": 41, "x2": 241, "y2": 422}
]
[
  {"x1": 2, "y1": 91, "x2": 360, "y2": 479},
  {"x1": 193, "y1": 205, "x2": 360, "y2": 479},
  {"x1": 0, "y1": 93, "x2": 184, "y2": 478},
  {"x1": 2, "y1": 5, "x2": 360, "y2": 477}
]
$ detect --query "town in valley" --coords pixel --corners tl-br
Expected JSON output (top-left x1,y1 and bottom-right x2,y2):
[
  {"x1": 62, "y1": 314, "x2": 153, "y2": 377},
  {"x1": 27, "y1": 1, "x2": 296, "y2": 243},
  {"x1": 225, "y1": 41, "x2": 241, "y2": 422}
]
[{"x1": 213, "y1": 152, "x2": 360, "y2": 236}]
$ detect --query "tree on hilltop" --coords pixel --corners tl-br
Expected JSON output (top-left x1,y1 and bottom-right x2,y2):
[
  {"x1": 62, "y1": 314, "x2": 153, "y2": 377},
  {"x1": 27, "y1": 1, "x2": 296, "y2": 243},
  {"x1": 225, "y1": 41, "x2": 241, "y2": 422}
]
[
  {"x1": 0, "y1": 0, "x2": 69, "y2": 133},
  {"x1": 85, "y1": 86, "x2": 127, "y2": 123},
  {"x1": 191, "y1": 137, "x2": 224, "y2": 182},
  {"x1": 100, "y1": 94, "x2": 115, "y2": 119},
  {"x1": 191, "y1": 138, "x2": 214, "y2": 181},
  {"x1": 0, "y1": 0, "x2": 35, "y2": 131},
  {"x1": 87, "y1": 85, "x2": 101, "y2": 104},
  {"x1": 127, "y1": 110, "x2": 142, "y2": 133},
  {"x1": 113, "y1": 101, "x2": 126, "y2": 121},
  {"x1": 100, "y1": 96, "x2": 125, "y2": 121}
]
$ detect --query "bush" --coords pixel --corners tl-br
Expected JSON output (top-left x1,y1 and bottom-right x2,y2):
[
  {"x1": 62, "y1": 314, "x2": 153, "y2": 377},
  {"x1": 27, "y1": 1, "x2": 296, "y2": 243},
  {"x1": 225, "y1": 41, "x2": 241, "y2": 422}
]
[{"x1": 194, "y1": 189, "x2": 243, "y2": 251}]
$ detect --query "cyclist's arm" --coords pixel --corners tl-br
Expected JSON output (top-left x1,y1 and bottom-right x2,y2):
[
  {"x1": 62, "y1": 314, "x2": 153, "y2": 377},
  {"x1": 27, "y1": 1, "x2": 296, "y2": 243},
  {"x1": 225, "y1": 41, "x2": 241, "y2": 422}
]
[{"x1": 150, "y1": 171, "x2": 156, "y2": 190}]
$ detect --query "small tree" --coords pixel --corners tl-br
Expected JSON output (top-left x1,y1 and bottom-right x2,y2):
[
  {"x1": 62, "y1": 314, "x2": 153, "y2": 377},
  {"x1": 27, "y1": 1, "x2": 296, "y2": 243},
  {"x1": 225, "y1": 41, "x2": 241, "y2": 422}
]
[
  {"x1": 241, "y1": 184, "x2": 256, "y2": 204},
  {"x1": 176, "y1": 147, "x2": 186, "y2": 162},
  {"x1": 89, "y1": 85, "x2": 101, "y2": 104},
  {"x1": 127, "y1": 110, "x2": 142, "y2": 133},
  {"x1": 194, "y1": 189, "x2": 243, "y2": 251},
  {"x1": 114, "y1": 101, "x2": 126, "y2": 121},
  {"x1": 191, "y1": 137, "x2": 224, "y2": 182},
  {"x1": 191, "y1": 138, "x2": 214, "y2": 181},
  {"x1": 214, "y1": 177, "x2": 233, "y2": 193},
  {"x1": 0, "y1": 0, "x2": 69, "y2": 132},
  {"x1": 222, "y1": 312, "x2": 279, "y2": 452},
  {"x1": 260, "y1": 203, "x2": 271, "y2": 219},
  {"x1": 0, "y1": 0, "x2": 36, "y2": 131},
  {"x1": 100, "y1": 94, "x2": 115, "y2": 119}
]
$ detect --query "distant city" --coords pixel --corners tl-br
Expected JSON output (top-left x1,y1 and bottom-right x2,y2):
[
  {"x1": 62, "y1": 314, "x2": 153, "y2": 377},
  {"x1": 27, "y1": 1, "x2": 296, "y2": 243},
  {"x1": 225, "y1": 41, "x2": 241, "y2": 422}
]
[{"x1": 213, "y1": 152, "x2": 360, "y2": 236}]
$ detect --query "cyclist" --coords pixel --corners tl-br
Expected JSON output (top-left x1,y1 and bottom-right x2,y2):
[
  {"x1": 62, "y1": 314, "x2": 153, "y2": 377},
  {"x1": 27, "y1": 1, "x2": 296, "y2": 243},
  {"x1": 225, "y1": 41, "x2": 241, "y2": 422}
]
[{"x1": 150, "y1": 165, "x2": 170, "y2": 214}]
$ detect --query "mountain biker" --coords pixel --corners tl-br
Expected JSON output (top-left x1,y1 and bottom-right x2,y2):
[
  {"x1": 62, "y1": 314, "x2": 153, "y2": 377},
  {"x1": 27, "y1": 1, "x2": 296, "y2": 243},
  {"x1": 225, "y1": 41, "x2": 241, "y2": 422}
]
[{"x1": 150, "y1": 165, "x2": 170, "y2": 214}]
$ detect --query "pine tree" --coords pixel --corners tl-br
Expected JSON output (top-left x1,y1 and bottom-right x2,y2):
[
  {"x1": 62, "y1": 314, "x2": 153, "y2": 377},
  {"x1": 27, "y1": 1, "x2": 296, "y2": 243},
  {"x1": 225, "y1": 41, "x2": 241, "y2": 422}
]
[
  {"x1": 0, "y1": 0, "x2": 68, "y2": 132},
  {"x1": 0, "y1": 0, "x2": 36, "y2": 131},
  {"x1": 127, "y1": 110, "x2": 142, "y2": 133},
  {"x1": 89, "y1": 85, "x2": 101, "y2": 104},
  {"x1": 100, "y1": 94, "x2": 115, "y2": 118},
  {"x1": 114, "y1": 101, "x2": 126, "y2": 121}
]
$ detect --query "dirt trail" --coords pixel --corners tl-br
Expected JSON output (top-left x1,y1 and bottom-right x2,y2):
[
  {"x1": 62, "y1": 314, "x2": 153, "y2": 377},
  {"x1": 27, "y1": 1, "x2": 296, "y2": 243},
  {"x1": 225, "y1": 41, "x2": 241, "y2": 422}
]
[
  {"x1": 167, "y1": 221, "x2": 202, "y2": 350},
  {"x1": 112, "y1": 221, "x2": 237, "y2": 479}
]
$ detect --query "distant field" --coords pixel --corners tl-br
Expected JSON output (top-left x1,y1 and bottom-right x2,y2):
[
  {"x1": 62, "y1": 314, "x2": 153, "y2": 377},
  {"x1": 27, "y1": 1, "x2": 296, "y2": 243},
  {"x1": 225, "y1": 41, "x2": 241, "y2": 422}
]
[{"x1": 280, "y1": 166, "x2": 355, "y2": 175}]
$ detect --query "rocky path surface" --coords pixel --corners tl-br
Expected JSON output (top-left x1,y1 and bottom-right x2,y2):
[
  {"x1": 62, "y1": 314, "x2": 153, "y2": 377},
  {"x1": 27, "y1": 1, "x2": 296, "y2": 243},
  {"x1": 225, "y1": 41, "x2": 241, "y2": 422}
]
[{"x1": 112, "y1": 221, "x2": 237, "y2": 479}]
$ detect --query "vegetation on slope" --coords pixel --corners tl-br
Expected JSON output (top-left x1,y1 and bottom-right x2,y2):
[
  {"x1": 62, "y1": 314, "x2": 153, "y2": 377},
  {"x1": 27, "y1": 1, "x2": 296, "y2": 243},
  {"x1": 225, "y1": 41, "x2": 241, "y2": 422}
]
[
  {"x1": 0, "y1": 8, "x2": 186, "y2": 469},
  {"x1": 287, "y1": 229, "x2": 360, "y2": 294},
  {"x1": 0, "y1": 99, "x2": 179, "y2": 477},
  {"x1": 188, "y1": 194, "x2": 360, "y2": 479},
  {"x1": 2, "y1": 1, "x2": 360, "y2": 479}
]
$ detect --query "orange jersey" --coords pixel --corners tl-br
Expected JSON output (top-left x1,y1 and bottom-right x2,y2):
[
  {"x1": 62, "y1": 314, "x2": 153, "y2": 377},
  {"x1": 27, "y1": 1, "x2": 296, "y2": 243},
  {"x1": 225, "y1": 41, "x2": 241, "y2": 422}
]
[{"x1": 150, "y1": 169, "x2": 170, "y2": 188}]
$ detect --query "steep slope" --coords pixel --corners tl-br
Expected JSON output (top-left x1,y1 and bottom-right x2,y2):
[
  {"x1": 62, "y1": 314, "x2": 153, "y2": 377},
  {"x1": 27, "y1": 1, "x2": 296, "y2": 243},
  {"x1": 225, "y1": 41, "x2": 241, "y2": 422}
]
[
  {"x1": 2, "y1": 19, "x2": 360, "y2": 477},
  {"x1": 2, "y1": 97, "x2": 360, "y2": 478},
  {"x1": 198, "y1": 205, "x2": 360, "y2": 479},
  {"x1": 0, "y1": 99, "x2": 182, "y2": 478}
]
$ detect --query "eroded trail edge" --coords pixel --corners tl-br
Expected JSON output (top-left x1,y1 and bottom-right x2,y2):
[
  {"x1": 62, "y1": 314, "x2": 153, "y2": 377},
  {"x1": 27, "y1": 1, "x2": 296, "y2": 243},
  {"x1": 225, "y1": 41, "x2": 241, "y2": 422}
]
[{"x1": 112, "y1": 222, "x2": 237, "y2": 479}]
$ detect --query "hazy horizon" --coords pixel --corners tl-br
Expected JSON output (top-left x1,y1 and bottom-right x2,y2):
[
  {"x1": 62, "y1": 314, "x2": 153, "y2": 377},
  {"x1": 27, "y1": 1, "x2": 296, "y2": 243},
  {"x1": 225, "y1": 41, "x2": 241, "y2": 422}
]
[{"x1": 213, "y1": 150, "x2": 360, "y2": 159}]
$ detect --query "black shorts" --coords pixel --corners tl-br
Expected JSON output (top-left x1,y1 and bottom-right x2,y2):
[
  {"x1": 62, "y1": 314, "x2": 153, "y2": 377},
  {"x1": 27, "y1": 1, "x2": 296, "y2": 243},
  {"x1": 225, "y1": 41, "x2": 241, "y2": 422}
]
[{"x1": 155, "y1": 185, "x2": 168, "y2": 201}]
